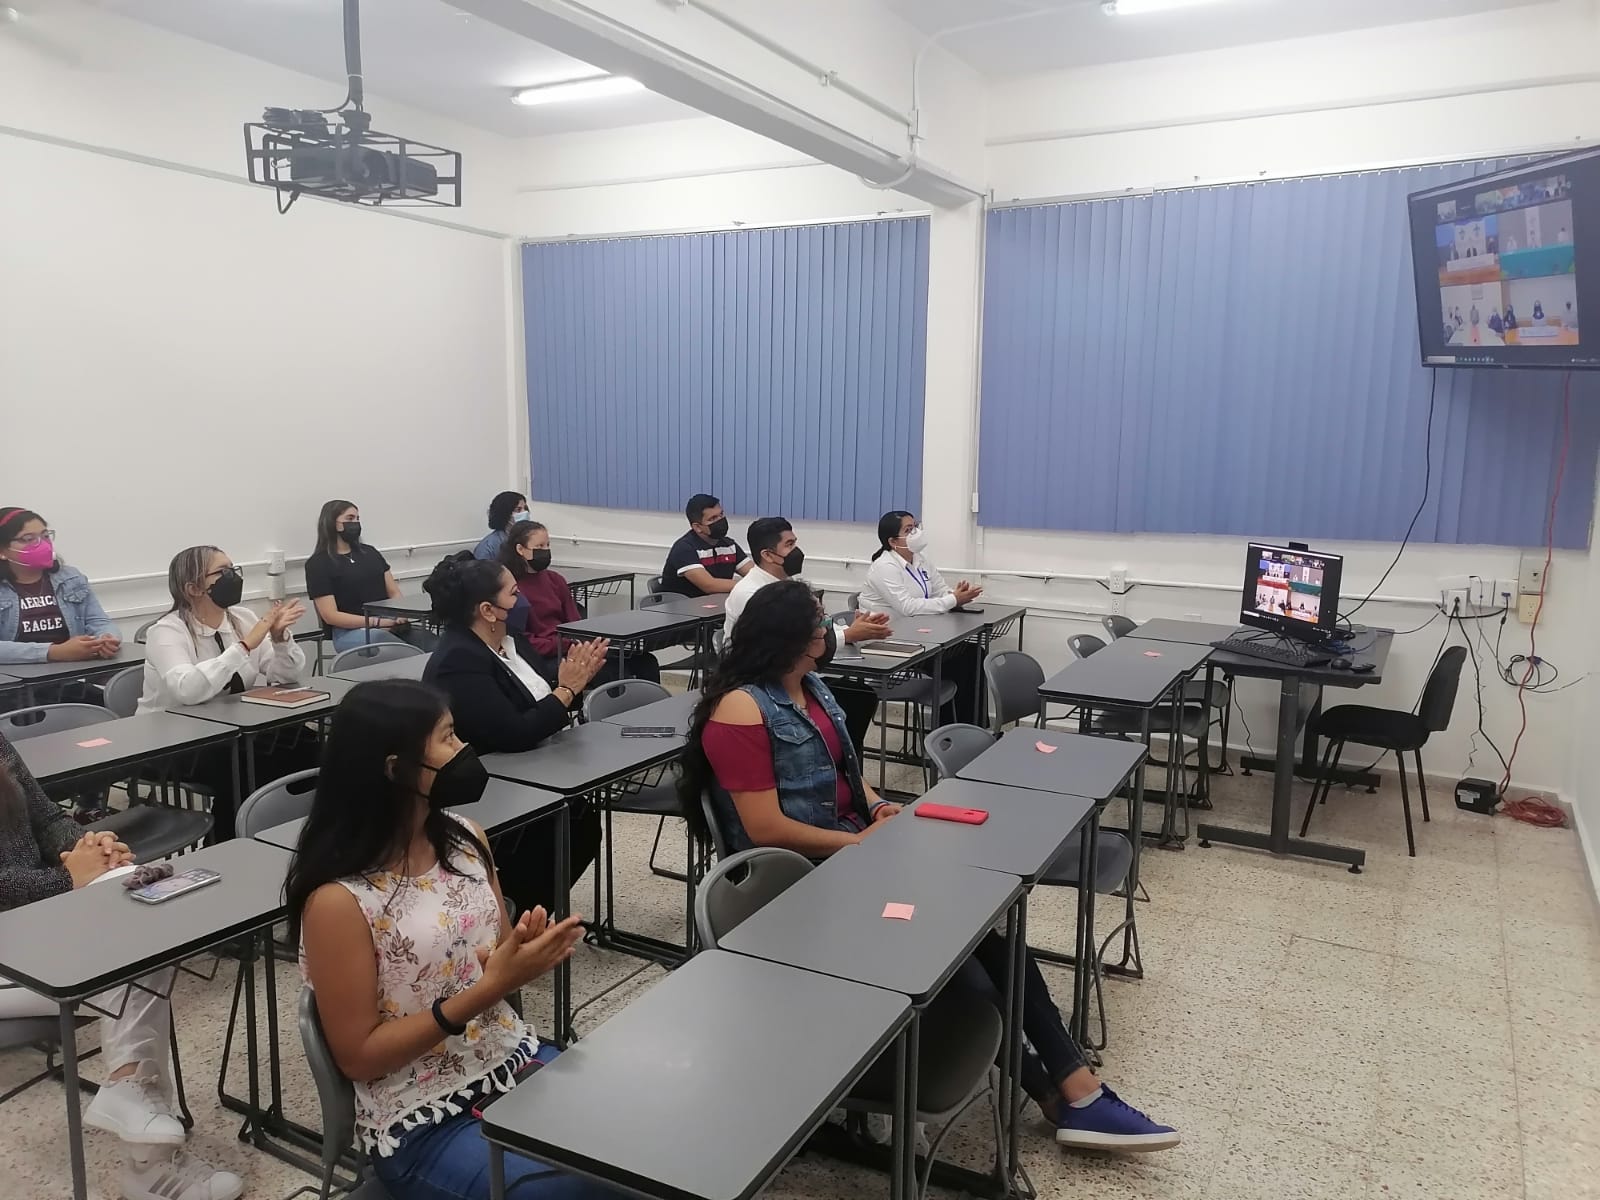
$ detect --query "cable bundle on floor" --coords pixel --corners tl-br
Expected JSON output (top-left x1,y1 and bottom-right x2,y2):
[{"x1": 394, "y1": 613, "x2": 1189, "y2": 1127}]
[{"x1": 1499, "y1": 795, "x2": 1567, "y2": 828}]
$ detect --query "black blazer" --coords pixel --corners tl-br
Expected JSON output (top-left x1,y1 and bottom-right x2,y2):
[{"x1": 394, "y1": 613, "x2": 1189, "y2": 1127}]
[{"x1": 422, "y1": 626, "x2": 572, "y2": 754}]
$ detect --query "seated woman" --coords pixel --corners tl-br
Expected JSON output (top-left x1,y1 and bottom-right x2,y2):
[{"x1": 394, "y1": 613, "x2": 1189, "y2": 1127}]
[
  {"x1": 473, "y1": 491, "x2": 530, "y2": 561},
  {"x1": 0, "y1": 730, "x2": 244, "y2": 1200},
  {"x1": 288, "y1": 680, "x2": 619, "y2": 1200},
  {"x1": 0, "y1": 506, "x2": 122, "y2": 666},
  {"x1": 681, "y1": 579, "x2": 1178, "y2": 1153},
  {"x1": 305, "y1": 500, "x2": 414, "y2": 654},
  {"x1": 500, "y1": 520, "x2": 659, "y2": 686},
  {"x1": 859, "y1": 510, "x2": 985, "y2": 725},
  {"x1": 140, "y1": 545, "x2": 315, "y2": 838},
  {"x1": 421, "y1": 552, "x2": 610, "y2": 913}
]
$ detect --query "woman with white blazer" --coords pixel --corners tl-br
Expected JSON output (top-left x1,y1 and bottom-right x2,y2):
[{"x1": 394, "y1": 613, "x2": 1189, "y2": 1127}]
[
  {"x1": 859, "y1": 511, "x2": 985, "y2": 724},
  {"x1": 140, "y1": 545, "x2": 316, "y2": 836}
]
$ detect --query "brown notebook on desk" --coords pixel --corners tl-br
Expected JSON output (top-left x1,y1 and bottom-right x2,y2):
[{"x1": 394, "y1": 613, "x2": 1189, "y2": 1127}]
[
  {"x1": 860, "y1": 639, "x2": 927, "y2": 659},
  {"x1": 240, "y1": 687, "x2": 329, "y2": 709}
]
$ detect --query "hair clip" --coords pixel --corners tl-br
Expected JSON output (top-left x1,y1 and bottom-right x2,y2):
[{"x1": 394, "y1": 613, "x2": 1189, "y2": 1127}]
[{"x1": 121, "y1": 862, "x2": 174, "y2": 889}]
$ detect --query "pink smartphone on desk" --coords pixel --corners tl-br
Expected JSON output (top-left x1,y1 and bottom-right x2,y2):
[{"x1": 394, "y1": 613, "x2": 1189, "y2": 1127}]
[{"x1": 916, "y1": 803, "x2": 989, "y2": 825}]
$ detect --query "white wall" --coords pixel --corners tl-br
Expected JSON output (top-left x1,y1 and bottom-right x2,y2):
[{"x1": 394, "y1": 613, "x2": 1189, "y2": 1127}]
[
  {"x1": 0, "y1": 2, "x2": 523, "y2": 616},
  {"x1": 509, "y1": 6, "x2": 1600, "y2": 804}
]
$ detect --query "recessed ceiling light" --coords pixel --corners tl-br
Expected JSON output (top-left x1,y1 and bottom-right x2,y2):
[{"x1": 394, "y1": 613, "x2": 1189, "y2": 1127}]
[
  {"x1": 511, "y1": 75, "x2": 644, "y2": 106},
  {"x1": 1102, "y1": 0, "x2": 1250, "y2": 14}
]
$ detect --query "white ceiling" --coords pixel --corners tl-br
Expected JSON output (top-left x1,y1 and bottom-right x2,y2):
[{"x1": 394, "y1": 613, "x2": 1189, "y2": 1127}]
[
  {"x1": 97, "y1": 0, "x2": 698, "y2": 137},
  {"x1": 883, "y1": 0, "x2": 1559, "y2": 77}
]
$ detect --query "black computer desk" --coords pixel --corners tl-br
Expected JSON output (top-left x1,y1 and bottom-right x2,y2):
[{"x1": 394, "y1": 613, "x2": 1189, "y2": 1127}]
[{"x1": 1197, "y1": 627, "x2": 1394, "y2": 871}]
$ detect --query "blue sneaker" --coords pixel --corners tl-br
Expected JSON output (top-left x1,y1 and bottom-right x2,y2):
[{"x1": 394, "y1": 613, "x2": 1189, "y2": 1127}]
[{"x1": 1055, "y1": 1086, "x2": 1181, "y2": 1152}]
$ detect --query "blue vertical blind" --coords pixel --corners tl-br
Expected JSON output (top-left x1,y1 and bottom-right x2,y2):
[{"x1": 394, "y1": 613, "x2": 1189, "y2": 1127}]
[
  {"x1": 979, "y1": 161, "x2": 1599, "y2": 547},
  {"x1": 523, "y1": 217, "x2": 929, "y2": 523}
]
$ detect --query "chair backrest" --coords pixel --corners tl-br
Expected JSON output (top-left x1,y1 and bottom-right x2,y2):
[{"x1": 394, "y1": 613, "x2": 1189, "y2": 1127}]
[
  {"x1": 1102, "y1": 615, "x2": 1137, "y2": 640},
  {"x1": 699, "y1": 788, "x2": 730, "y2": 863},
  {"x1": 924, "y1": 723, "x2": 995, "y2": 780},
  {"x1": 133, "y1": 617, "x2": 160, "y2": 645},
  {"x1": 982, "y1": 650, "x2": 1044, "y2": 731},
  {"x1": 0, "y1": 703, "x2": 116, "y2": 741},
  {"x1": 328, "y1": 642, "x2": 424, "y2": 674},
  {"x1": 846, "y1": 591, "x2": 861, "y2": 613},
  {"x1": 694, "y1": 846, "x2": 812, "y2": 950},
  {"x1": 1066, "y1": 633, "x2": 1106, "y2": 660},
  {"x1": 583, "y1": 678, "x2": 671, "y2": 723},
  {"x1": 102, "y1": 666, "x2": 144, "y2": 718},
  {"x1": 647, "y1": 575, "x2": 665, "y2": 595},
  {"x1": 237, "y1": 769, "x2": 320, "y2": 839},
  {"x1": 298, "y1": 988, "x2": 358, "y2": 1181},
  {"x1": 1419, "y1": 645, "x2": 1469, "y2": 734},
  {"x1": 639, "y1": 593, "x2": 668, "y2": 610}
]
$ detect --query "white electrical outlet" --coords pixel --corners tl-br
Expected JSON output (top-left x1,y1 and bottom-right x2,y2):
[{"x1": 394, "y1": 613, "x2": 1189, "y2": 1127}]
[
  {"x1": 1108, "y1": 566, "x2": 1129, "y2": 594},
  {"x1": 1518, "y1": 552, "x2": 1546, "y2": 596},
  {"x1": 1441, "y1": 586, "x2": 1469, "y2": 614},
  {"x1": 1109, "y1": 590, "x2": 1128, "y2": 616}
]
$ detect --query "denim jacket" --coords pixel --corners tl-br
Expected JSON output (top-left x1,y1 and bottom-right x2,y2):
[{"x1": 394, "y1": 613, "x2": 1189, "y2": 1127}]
[
  {"x1": 0, "y1": 565, "x2": 121, "y2": 664},
  {"x1": 713, "y1": 674, "x2": 880, "y2": 853}
]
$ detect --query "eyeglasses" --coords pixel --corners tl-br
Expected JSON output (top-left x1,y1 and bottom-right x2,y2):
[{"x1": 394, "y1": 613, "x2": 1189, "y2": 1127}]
[
  {"x1": 7, "y1": 529, "x2": 54, "y2": 547},
  {"x1": 206, "y1": 565, "x2": 243, "y2": 581}
]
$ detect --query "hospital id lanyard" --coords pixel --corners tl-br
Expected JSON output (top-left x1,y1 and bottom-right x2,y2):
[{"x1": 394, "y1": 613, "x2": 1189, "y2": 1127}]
[{"x1": 904, "y1": 564, "x2": 930, "y2": 598}]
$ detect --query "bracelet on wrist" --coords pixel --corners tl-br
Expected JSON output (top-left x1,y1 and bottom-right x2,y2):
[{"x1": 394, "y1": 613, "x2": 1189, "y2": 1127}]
[{"x1": 431, "y1": 995, "x2": 467, "y2": 1037}]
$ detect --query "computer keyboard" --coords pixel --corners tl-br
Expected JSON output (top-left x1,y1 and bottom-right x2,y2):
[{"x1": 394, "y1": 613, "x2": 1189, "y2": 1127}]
[{"x1": 1210, "y1": 636, "x2": 1333, "y2": 668}]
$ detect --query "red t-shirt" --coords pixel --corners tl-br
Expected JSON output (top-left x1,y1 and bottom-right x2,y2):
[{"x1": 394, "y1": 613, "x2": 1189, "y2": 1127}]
[
  {"x1": 514, "y1": 570, "x2": 579, "y2": 658},
  {"x1": 702, "y1": 694, "x2": 863, "y2": 831},
  {"x1": 12, "y1": 576, "x2": 67, "y2": 644}
]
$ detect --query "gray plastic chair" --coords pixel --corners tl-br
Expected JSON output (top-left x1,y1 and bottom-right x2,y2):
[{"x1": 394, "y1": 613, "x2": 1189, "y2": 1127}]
[
  {"x1": 0, "y1": 702, "x2": 116, "y2": 740},
  {"x1": 299, "y1": 989, "x2": 392, "y2": 1200},
  {"x1": 328, "y1": 642, "x2": 424, "y2": 675},
  {"x1": 1066, "y1": 632, "x2": 1106, "y2": 660},
  {"x1": 981, "y1": 650, "x2": 1044, "y2": 731},
  {"x1": 696, "y1": 848, "x2": 1003, "y2": 1200},
  {"x1": 1101, "y1": 615, "x2": 1137, "y2": 640},
  {"x1": 924, "y1": 723, "x2": 996, "y2": 780},
  {"x1": 102, "y1": 666, "x2": 144, "y2": 719},
  {"x1": 646, "y1": 575, "x2": 665, "y2": 595},
  {"x1": 698, "y1": 789, "x2": 730, "y2": 863},
  {"x1": 846, "y1": 591, "x2": 862, "y2": 613},
  {"x1": 237, "y1": 769, "x2": 320, "y2": 840},
  {"x1": 582, "y1": 679, "x2": 670, "y2": 723},
  {"x1": 133, "y1": 617, "x2": 160, "y2": 645}
]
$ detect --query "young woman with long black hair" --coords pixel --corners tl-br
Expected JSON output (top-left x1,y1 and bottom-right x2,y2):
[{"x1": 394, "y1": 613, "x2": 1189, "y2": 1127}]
[
  {"x1": 679, "y1": 580, "x2": 1178, "y2": 1153},
  {"x1": 305, "y1": 500, "x2": 411, "y2": 654},
  {"x1": 287, "y1": 680, "x2": 617, "y2": 1200}
]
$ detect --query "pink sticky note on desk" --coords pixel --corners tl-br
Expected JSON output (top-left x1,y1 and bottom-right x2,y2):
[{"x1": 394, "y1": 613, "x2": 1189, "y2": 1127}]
[
  {"x1": 702, "y1": 604, "x2": 718, "y2": 609},
  {"x1": 76, "y1": 738, "x2": 112, "y2": 749},
  {"x1": 882, "y1": 903, "x2": 915, "y2": 921},
  {"x1": 1035, "y1": 741, "x2": 1057, "y2": 754},
  {"x1": 1143, "y1": 650, "x2": 1163, "y2": 658},
  {"x1": 917, "y1": 628, "x2": 933, "y2": 633}
]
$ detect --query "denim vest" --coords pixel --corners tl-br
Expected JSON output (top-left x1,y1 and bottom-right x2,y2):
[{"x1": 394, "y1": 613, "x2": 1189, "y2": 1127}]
[{"x1": 713, "y1": 675, "x2": 871, "y2": 853}]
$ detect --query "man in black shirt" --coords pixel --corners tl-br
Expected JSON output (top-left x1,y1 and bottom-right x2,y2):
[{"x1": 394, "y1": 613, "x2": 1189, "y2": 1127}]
[{"x1": 658, "y1": 493, "x2": 752, "y2": 598}]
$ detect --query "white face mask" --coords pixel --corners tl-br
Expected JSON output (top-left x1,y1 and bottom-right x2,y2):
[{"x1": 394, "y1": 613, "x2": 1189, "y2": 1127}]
[{"x1": 904, "y1": 527, "x2": 930, "y2": 554}]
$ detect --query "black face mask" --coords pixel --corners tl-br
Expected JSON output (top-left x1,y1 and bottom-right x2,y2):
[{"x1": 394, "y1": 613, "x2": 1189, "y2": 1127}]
[
  {"x1": 527, "y1": 549, "x2": 552, "y2": 573},
  {"x1": 815, "y1": 623, "x2": 838, "y2": 668},
  {"x1": 207, "y1": 566, "x2": 244, "y2": 609},
  {"x1": 705, "y1": 517, "x2": 730, "y2": 541},
  {"x1": 781, "y1": 546, "x2": 805, "y2": 577},
  {"x1": 341, "y1": 522, "x2": 362, "y2": 546},
  {"x1": 420, "y1": 747, "x2": 489, "y2": 811}
]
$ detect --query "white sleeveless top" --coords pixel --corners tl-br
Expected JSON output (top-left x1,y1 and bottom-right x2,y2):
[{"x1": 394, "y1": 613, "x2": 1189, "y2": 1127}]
[{"x1": 304, "y1": 816, "x2": 538, "y2": 1155}]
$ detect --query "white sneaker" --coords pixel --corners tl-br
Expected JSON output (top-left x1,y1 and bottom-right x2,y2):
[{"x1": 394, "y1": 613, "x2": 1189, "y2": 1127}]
[
  {"x1": 123, "y1": 1149, "x2": 244, "y2": 1200},
  {"x1": 84, "y1": 1073, "x2": 185, "y2": 1146}
]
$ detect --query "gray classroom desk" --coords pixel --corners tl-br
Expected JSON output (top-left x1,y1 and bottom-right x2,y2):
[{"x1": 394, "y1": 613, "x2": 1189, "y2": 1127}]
[
  {"x1": 15, "y1": 710, "x2": 236, "y2": 791},
  {"x1": 597, "y1": 689, "x2": 701, "y2": 735},
  {"x1": 180, "y1": 677, "x2": 354, "y2": 793},
  {"x1": 822, "y1": 639, "x2": 946, "y2": 786},
  {"x1": 360, "y1": 594, "x2": 433, "y2": 644},
  {"x1": 327, "y1": 652, "x2": 431, "y2": 684},
  {"x1": 482, "y1": 951, "x2": 912, "y2": 1200},
  {"x1": 0, "y1": 838, "x2": 293, "y2": 1200},
  {"x1": 1, "y1": 643, "x2": 149, "y2": 704},
  {"x1": 639, "y1": 592, "x2": 728, "y2": 620},
  {"x1": 1124, "y1": 618, "x2": 1239, "y2": 646},
  {"x1": 558, "y1": 609, "x2": 702, "y2": 680},
  {"x1": 721, "y1": 847, "x2": 1025, "y2": 1195},
  {"x1": 885, "y1": 604, "x2": 1026, "y2": 727},
  {"x1": 559, "y1": 565, "x2": 637, "y2": 610}
]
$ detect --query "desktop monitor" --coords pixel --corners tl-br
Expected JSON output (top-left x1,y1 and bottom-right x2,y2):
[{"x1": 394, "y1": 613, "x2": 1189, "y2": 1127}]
[
  {"x1": 1407, "y1": 146, "x2": 1600, "y2": 370},
  {"x1": 1238, "y1": 543, "x2": 1343, "y2": 643}
]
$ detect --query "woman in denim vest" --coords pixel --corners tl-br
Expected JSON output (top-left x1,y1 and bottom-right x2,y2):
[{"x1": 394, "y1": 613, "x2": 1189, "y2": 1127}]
[{"x1": 681, "y1": 579, "x2": 1179, "y2": 1154}]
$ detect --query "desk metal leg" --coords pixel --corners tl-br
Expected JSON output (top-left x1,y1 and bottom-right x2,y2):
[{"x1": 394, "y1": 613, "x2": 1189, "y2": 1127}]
[
  {"x1": 489, "y1": 1141, "x2": 507, "y2": 1200},
  {"x1": 891, "y1": 1024, "x2": 908, "y2": 1200},
  {"x1": 1199, "y1": 673, "x2": 1366, "y2": 871},
  {"x1": 60, "y1": 1002, "x2": 88, "y2": 1200},
  {"x1": 1006, "y1": 899, "x2": 1026, "y2": 1194},
  {"x1": 263, "y1": 929, "x2": 284, "y2": 1121},
  {"x1": 1240, "y1": 684, "x2": 1380, "y2": 792},
  {"x1": 554, "y1": 804, "x2": 571, "y2": 1046}
]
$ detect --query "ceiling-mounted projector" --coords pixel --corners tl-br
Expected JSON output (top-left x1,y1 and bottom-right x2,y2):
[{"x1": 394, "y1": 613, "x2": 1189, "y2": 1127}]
[{"x1": 243, "y1": 0, "x2": 460, "y2": 212}]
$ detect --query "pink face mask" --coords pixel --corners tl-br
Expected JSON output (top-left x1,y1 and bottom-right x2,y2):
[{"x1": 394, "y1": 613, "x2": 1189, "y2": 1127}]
[{"x1": 9, "y1": 539, "x2": 55, "y2": 570}]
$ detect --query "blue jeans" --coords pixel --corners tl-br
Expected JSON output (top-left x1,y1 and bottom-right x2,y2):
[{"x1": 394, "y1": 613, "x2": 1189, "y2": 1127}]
[
  {"x1": 372, "y1": 1046, "x2": 627, "y2": 1200},
  {"x1": 330, "y1": 626, "x2": 404, "y2": 654}
]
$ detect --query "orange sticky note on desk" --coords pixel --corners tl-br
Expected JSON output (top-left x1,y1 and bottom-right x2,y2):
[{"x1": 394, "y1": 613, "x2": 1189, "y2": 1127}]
[
  {"x1": 882, "y1": 903, "x2": 915, "y2": 920},
  {"x1": 76, "y1": 738, "x2": 111, "y2": 748},
  {"x1": 1035, "y1": 741, "x2": 1057, "y2": 754}
]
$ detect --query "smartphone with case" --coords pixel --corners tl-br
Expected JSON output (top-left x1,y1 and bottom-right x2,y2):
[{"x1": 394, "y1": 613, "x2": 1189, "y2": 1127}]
[
  {"x1": 915, "y1": 804, "x2": 989, "y2": 825},
  {"x1": 128, "y1": 868, "x2": 222, "y2": 904}
]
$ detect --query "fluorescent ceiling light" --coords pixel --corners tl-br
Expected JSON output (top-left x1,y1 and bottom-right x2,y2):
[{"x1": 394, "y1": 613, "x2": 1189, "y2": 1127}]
[
  {"x1": 511, "y1": 75, "x2": 644, "y2": 106},
  {"x1": 1102, "y1": 0, "x2": 1249, "y2": 14}
]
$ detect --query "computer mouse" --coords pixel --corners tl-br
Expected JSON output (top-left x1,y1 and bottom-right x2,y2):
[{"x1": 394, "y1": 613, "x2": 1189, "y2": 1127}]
[{"x1": 1330, "y1": 657, "x2": 1352, "y2": 670}]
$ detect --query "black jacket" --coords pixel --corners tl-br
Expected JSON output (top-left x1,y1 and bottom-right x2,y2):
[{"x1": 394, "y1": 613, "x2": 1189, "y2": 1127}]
[{"x1": 422, "y1": 626, "x2": 572, "y2": 754}]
